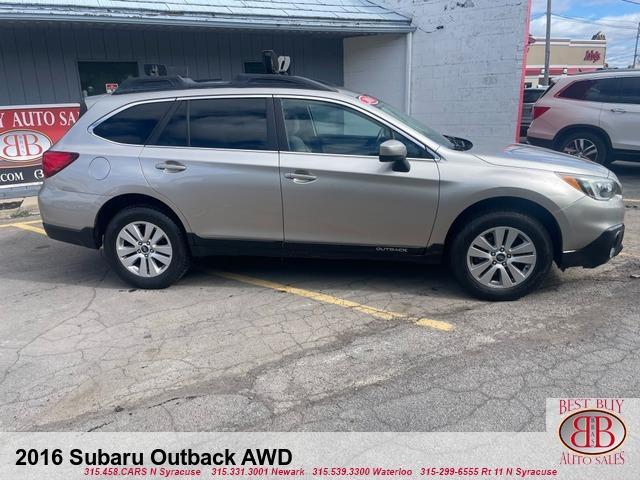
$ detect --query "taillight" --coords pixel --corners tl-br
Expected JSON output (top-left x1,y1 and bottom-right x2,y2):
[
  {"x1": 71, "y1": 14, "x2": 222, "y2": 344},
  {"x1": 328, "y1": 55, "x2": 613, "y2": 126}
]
[
  {"x1": 532, "y1": 106, "x2": 550, "y2": 120},
  {"x1": 42, "y1": 151, "x2": 79, "y2": 178}
]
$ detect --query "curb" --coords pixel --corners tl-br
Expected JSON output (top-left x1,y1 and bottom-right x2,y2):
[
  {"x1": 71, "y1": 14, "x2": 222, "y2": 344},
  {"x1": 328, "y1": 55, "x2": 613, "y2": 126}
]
[{"x1": 0, "y1": 196, "x2": 39, "y2": 220}]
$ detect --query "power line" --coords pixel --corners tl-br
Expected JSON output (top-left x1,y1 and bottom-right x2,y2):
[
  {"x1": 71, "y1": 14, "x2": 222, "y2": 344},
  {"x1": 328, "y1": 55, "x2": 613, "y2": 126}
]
[
  {"x1": 621, "y1": 0, "x2": 640, "y2": 6},
  {"x1": 548, "y1": 13, "x2": 639, "y2": 30}
]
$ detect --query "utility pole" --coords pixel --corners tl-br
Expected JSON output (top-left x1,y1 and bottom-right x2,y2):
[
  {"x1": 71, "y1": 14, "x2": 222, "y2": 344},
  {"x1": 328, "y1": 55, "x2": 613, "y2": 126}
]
[
  {"x1": 634, "y1": 21, "x2": 640, "y2": 69},
  {"x1": 543, "y1": 0, "x2": 552, "y2": 85}
]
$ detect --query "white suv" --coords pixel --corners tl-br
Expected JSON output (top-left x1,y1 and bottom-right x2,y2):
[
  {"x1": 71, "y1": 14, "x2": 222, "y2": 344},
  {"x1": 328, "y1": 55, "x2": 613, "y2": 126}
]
[{"x1": 528, "y1": 70, "x2": 640, "y2": 165}]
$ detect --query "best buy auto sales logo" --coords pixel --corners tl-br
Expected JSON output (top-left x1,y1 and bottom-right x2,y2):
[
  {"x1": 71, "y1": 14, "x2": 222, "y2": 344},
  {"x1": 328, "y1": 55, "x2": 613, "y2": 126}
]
[
  {"x1": 0, "y1": 129, "x2": 52, "y2": 162},
  {"x1": 558, "y1": 399, "x2": 627, "y2": 465}
]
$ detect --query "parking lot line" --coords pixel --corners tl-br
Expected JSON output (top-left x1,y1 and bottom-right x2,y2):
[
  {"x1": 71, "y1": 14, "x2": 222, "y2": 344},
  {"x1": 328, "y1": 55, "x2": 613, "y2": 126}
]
[
  {"x1": 0, "y1": 219, "x2": 43, "y2": 228},
  {"x1": 11, "y1": 222, "x2": 46, "y2": 235},
  {"x1": 626, "y1": 198, "x2": 640, "y2": 203},
  {"x1": 2, "y1": 222, "x2": 453, "y2": 331},
  {"x1": 213, "y1": 270, "x2": 454, "y2": 332}
]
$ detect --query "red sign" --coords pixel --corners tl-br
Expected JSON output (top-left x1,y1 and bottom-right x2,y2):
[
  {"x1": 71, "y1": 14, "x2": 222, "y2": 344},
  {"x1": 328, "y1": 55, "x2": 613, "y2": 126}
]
[
  {"x1": 105, "y1": 83, "x2": 119, "y2": 94},
  {"x1": 0, "y1": 104, "x2": 79, "y2": 188},
  {"x1": 584, "y1": 50, "x2": 602, "y2": 63}
]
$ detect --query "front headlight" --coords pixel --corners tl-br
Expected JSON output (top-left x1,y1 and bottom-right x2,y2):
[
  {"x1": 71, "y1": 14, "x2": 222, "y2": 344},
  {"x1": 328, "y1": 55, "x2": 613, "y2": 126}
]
[{"x1": 559, "y1": 174, "x2": 622, "y2": 201}]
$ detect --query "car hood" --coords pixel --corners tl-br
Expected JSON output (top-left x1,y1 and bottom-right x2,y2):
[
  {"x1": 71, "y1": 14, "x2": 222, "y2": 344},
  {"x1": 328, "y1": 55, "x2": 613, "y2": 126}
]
[{"x1": 474, "y1": 143, "x2": 612, "y2": 178}]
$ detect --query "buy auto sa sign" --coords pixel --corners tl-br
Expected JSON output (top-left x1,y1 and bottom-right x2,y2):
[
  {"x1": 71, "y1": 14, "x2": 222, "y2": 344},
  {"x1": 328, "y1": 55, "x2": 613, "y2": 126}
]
[{"x1": 0, "y1": 104, "x2": 79, "y2": 188}]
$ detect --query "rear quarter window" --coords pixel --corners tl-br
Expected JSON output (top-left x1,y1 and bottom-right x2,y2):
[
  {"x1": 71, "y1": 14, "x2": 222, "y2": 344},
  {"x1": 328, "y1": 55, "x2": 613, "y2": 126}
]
[
  {"x1": 93, "y1": 101, "x2": 171, "y2": 144},
  {"x1": 558, "y1": 78, "x2": 620, "y2": 103}
]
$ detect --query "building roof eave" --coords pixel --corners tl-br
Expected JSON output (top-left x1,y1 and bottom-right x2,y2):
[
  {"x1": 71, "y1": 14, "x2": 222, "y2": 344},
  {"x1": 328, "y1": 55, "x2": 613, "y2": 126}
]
[{"x1": 0, "y1": 3, "x2": 416, "y2": 34}]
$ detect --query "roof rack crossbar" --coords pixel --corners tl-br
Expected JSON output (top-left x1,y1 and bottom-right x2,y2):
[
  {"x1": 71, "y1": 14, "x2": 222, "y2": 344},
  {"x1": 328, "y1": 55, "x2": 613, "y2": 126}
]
[{"x1": 112, "y1": 74, "x2": 337, "y2": 95}]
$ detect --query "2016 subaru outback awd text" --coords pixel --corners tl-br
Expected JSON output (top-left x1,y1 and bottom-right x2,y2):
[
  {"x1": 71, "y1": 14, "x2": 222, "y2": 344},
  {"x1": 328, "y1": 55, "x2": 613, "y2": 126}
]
[{"x1": 38, "y1": 74, "x2": 625, "y2": 301}]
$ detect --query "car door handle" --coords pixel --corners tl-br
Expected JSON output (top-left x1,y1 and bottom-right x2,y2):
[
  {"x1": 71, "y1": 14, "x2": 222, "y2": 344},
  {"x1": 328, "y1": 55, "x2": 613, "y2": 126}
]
[
  {"x1": 155, "y1": 162, "x2": 186, "y2": 172},
  {"x1": 284, "y1": 171, "x2": 317, "y2": 183},
  {"x1": 610, "y1": 108, "x2": 627, "y2": 113}
]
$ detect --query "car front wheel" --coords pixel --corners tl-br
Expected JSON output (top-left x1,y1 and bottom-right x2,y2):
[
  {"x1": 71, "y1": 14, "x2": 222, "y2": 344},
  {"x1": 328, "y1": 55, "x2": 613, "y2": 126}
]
[
  {"x1": 449, "y1": 211, "x2": 553, "y2": 301},
  {"x1": 104, "y1": 207, "x2": 191, "y2": 289}
]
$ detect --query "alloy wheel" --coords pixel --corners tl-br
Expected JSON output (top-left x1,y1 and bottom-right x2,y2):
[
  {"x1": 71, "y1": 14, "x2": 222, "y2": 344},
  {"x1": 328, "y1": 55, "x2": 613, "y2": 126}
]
[
  {"x1": 562, "y1": 138, "x2": 599, "y2": 161},
  {"x1": 466, "y1": 226, "x2": 537, "y2": 289},
  {"x1": 116, "y1": 221, "x2": 173, "y2": 277}
]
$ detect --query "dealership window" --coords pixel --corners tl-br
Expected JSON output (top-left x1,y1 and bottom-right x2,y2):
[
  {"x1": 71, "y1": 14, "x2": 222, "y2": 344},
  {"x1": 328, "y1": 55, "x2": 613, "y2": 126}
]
[
  {"x1": 93, "y1": 102, "x2": 172, "y2": 144},
  {"x1": 78, "y1": 61, "x2": 139, "y2": 97}
]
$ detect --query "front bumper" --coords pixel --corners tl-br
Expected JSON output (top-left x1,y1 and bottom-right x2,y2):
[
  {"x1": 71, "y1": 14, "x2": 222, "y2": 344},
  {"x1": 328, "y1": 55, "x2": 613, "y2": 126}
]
[
  {"x1": 559, "y1": 224, "x2": 624, "y2": 269},
  {"x1": 527, "y1": 136, "x2": 554, "y2": 149}
]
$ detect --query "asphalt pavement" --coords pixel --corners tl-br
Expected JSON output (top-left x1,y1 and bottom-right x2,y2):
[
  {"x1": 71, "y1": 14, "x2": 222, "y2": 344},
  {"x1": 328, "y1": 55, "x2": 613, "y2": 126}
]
[{"x1": 1, "y1": 161, "x2": 639, "y2": 432}]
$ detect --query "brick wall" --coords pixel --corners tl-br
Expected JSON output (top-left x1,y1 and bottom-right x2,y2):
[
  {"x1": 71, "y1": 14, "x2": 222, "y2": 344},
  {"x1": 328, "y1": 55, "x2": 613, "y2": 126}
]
[{"x1": 377, "y1": 0, "x2": 530, "y2": 149}]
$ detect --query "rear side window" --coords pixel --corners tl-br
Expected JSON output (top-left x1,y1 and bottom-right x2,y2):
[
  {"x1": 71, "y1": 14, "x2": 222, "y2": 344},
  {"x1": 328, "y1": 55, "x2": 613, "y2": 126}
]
[
  {"x1": 189, "y1": 98, "x2": 269, "y2": 150},
  {"x1": 617, "y1": 77, "x2": 640, "y2": 105},
  {"x1": 156, "y1": 102, "x2": 188, "y2": 147},
  {"x1": 94, "y1": 101, "x2": 171, "y2": 144},
  {"x1": 558, "y1": 78, "x2": 620, "y2": 103}
]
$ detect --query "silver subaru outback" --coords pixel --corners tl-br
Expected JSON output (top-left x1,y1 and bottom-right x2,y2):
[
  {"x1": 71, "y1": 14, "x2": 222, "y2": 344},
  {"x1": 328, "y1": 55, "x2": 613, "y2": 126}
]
[{"x1": 38, "y1": 74, "x2": 625, "y2": 301}]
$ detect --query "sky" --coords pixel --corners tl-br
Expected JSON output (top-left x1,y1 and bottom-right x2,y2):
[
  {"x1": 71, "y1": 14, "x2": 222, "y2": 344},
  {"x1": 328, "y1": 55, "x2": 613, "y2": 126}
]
[{"x1": 529, "y1": 0, "x2": 640, "y2": 67}]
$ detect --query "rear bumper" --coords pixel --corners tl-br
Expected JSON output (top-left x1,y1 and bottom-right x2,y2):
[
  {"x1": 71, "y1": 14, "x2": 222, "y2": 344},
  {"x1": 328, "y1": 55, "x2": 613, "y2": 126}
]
[
  {"x1": 527, "y1": 136, "x2": 554, "y2": 149},
  {"x1": 43, "y1": 223, "x2": 98, "y2": 249},
  {"x1": 559, "y1": 224, "x2": 624, "y2": 269}
]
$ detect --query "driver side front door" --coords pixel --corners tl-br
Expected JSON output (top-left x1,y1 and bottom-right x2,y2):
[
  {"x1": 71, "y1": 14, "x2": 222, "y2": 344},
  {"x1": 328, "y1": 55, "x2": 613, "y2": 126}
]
[{"x1": 277, "y1": 97, "x2": 440, "y2": 253}]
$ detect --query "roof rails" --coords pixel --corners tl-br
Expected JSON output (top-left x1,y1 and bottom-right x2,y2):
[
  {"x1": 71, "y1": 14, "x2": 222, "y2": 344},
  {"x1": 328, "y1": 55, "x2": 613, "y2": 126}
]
[{"x1": 112, "y1": 74, "x2": 337, "y2": 95}]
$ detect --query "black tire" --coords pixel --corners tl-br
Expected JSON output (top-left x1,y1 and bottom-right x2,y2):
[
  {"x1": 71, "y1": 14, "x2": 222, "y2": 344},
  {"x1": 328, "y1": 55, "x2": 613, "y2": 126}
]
[
  {"x1": 449, "y1": 211, "x2": 553, "y2": 301},
  {"x1": 556, "y1": 130, "x2": 611, "y2": 166},
  {"x1": 104, "y1": 206, "x2": 191, "y2": 289}
]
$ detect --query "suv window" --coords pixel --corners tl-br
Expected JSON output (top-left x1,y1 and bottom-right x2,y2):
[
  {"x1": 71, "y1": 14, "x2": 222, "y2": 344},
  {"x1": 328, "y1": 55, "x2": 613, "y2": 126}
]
[
  {"x1": 190, "y1": 98, "x2": 269, "y2": 150},
  {"x1": 523, "y1": 89, "x2": 545, "y2": 103},
  {"x1": 94, "y1": 101, "x2": 171, "y2": 144},
  {"x1": 281, "y1": 99, "x2": 427, "y2": 157},
  {"x1": 618, "y1": 77, "x2": 640, "y2": 105},
  {"x1": 559, "y1": 78, "x2": 620, "y2": 103},
  {"x1": 156, "y1": 101, "x2": 188, "y2": 147}
]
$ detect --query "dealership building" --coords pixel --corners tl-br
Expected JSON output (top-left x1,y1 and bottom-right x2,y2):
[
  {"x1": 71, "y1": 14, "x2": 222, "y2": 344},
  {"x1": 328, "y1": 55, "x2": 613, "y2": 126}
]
[{"x1": 0, "y1": 0, "x2": 530, "y2": 196}]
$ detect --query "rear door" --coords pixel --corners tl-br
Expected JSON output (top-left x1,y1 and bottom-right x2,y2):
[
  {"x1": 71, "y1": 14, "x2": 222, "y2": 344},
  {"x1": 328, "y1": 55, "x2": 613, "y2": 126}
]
[
  {"x1": 139, "y1": 96, "x2": 283, "y2": 244},
  {"x1": 276, "y1": 96, "x2": 439, "y2": 253},
  {"x1": 599, "y1": 76, "x2": 640, "y2": 151}
]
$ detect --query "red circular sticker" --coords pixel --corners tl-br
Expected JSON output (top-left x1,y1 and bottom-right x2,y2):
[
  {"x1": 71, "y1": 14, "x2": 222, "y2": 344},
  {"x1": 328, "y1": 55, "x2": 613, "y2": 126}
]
[{"x1": 358, "y1": 95, "x2": 379, "y2": 105}]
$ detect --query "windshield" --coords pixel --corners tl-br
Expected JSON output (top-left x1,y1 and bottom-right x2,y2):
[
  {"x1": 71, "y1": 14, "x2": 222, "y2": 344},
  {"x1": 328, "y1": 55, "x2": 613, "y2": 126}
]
[{"x1": 367, "y1": 98, "x2": 456, "y2": 149}]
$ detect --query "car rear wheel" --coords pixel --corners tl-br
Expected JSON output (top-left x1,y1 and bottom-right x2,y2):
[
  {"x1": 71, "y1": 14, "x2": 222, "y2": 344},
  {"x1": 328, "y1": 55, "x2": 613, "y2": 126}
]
[
  {"x1": 104, "y1": 207, "x2": 191, "y2": 289},
  {"x1": 558, "y1": 131, "x2": 610, "y2": 166},
  {"x1": 449, "y1": 211, "x2": 553, "y2": 301}
]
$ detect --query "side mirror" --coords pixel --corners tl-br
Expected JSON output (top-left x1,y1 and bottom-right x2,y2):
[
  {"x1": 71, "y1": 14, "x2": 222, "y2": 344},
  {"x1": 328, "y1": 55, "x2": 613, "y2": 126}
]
[{"x1": 379, "y1": 139, "x2": 410, "y2": 172}]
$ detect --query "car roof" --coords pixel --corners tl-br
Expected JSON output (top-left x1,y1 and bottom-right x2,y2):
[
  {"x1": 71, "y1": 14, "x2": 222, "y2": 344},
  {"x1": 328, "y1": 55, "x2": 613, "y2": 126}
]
[{"x1": 555, "y1": 69, "x2": 640, "y2": 82}]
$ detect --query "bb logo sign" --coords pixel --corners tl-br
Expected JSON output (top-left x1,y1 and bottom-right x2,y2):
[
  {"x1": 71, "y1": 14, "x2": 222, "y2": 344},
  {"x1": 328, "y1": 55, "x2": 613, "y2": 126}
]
[
  {"x1": 559, "y1": 409, "x2": 626, "y2": 455},
  {"x1": 0, "y1": 104, "x2": 79, "y2": 188},
  {"x1": 0, "y1": 129, "x2": 52, "y2": 162}
]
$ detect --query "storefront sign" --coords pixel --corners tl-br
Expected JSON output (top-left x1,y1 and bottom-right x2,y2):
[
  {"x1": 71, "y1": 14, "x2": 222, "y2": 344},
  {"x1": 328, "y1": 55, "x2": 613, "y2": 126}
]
[
  {"x1": 584, "y1": 50, "x2": 602, "y2": 63},
  {"x1": 0, "y1": 104, "x2": 79, "y2": 189}
]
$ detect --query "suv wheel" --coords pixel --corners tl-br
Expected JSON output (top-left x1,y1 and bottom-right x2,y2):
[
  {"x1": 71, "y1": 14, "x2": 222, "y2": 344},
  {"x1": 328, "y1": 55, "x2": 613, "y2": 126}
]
[
  {"x1": 104, "y1": 207, "x2": 191, "y2": 289},
  {"x1": 558, "y1": 131, "x2": 610, "y2": 165},
  {"x1": 449, "y1": 211, "x2": 553, "y2": 301}
]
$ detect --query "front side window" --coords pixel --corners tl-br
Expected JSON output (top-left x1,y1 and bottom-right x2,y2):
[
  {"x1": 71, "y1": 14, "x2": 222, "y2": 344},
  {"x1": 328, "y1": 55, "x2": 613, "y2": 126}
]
[
  {"x1": 94, "y1": 101, "x2": 171, "y2": 144},
  {"x1": 281, "y1": 99, "x2": 426, "y2": 157},
  {"x1": 189, "y1": 98, "x2": 269, "y2": 150}
]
